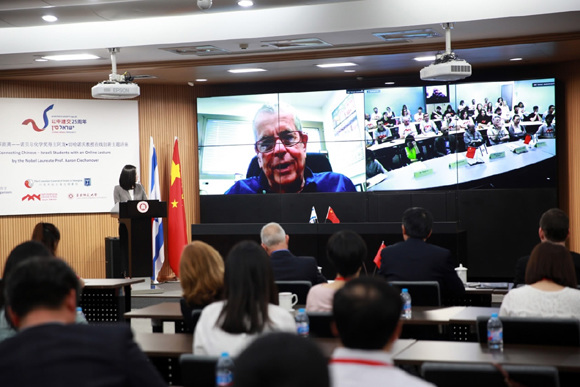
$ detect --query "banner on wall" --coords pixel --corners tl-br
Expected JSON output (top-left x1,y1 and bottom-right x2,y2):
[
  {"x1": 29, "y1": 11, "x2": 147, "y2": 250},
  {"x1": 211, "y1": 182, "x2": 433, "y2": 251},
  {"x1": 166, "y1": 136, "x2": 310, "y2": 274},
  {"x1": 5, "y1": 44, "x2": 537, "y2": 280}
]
[{"x1": 0, "y1": 98, "x2": 140, "y2": 216}]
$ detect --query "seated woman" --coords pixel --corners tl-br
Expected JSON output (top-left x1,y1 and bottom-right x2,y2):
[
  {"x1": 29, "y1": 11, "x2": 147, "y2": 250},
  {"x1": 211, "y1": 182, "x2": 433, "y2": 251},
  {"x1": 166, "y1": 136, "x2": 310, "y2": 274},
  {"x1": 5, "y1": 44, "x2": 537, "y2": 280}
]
[
  {"x1": 402, "y1": 135, "x2": 424, "y2": 164},
  {"x1": 193, "y1": 240, "x2": 296, "y2": 356},
  {"x1": 306, "y1": 230, "x2": 365, "y2": 312},
  {"x1": 31, "y1": 222, "x2": 60, "y2": 256},
  {"x1": 499, "y1": 242, "x2": 580, "y2": 318},
  {"x1": 179, "y1": 241, "x2": 224, "y2": 327}
]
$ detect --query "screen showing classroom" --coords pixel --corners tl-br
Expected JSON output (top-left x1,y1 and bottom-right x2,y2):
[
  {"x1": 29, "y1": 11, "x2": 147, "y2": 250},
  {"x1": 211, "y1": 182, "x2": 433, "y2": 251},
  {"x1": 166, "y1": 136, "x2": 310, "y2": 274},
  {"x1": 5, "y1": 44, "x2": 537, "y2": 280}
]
[{"x1": 197, "y1": 78, "x2": 556, "y2": 195}]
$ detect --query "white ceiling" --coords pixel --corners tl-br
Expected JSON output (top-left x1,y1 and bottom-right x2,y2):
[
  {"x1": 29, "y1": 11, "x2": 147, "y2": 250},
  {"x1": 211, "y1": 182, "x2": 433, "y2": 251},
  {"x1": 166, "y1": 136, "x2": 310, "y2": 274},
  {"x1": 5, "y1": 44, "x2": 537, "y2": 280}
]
[{"x1": 0, "y1": 0, "x2": 579, "y2": 85}]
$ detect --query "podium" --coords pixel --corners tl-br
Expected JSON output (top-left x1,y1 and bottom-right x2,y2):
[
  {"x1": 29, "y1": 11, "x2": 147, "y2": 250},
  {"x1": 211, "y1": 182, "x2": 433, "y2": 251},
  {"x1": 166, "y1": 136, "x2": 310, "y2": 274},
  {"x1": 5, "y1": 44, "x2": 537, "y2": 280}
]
[{"x1": 112, "y1": 200, "x2": 167, "y2": 278}]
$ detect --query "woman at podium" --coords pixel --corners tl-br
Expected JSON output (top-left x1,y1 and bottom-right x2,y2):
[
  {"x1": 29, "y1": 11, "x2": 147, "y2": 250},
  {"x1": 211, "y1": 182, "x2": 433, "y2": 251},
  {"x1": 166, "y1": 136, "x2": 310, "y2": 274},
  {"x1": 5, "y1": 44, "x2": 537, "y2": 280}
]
[{"x1": 113, "y1": 164, "x2": 147, "y2": 203}]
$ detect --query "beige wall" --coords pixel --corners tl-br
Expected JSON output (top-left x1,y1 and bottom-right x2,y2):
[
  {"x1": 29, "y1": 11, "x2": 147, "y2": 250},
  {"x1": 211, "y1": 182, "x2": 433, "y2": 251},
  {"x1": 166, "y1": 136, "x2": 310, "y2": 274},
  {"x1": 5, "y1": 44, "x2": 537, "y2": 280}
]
[{"x1": 0, "y1": 61, "x2": 579, "y2": 277}]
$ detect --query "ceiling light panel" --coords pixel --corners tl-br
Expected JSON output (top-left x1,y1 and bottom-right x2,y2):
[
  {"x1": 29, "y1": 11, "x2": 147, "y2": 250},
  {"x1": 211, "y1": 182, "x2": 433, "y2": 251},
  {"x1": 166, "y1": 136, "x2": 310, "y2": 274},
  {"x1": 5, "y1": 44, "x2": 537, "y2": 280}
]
[
  {"x1": 161, "y1": 46, "x2": 229, "y2": 56},
  {"x1": 374, "y1": 29, "x2": 440, "y2": 42},
  {"x1": 261, "y1": 38, "x2": 331, "y2": 49}
]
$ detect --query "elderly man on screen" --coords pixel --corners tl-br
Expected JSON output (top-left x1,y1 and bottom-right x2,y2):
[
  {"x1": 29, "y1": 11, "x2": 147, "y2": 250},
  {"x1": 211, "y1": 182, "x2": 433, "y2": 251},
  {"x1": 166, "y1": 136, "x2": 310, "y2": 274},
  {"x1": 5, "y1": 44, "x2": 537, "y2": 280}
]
[{"x1": 225, "y1": 103, "x2": 356, "y2": 194}]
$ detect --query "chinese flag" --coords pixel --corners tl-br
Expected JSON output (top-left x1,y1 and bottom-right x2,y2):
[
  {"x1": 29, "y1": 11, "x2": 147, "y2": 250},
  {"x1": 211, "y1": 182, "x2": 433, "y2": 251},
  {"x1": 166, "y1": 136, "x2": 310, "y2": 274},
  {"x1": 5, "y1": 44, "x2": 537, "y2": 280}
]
[
  {"x1": 466, "y1": 147, "x2": 476, "y2": 159},
  {"x1": 326, "y1": 206, "x2": 340, "y2": 223},
  {"x1": 373, "y1": 242, "x2": 386, "y2": 269},
  {"x1": 167, "y1": 138, "x2": 187, "y2": 277}
]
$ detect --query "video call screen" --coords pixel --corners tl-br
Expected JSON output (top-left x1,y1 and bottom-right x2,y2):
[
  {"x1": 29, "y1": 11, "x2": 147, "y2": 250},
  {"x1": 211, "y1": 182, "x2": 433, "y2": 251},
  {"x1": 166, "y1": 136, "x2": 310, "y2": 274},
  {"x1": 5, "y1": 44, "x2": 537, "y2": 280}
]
[{"x1": 197, "y1": 78, "x2": 556, "y2": 195}]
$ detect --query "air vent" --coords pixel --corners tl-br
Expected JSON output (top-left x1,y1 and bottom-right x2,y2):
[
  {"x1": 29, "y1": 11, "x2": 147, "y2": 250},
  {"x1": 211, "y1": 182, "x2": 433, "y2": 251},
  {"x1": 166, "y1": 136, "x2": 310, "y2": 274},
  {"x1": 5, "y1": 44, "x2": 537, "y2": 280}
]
[
  {"x1": 451, "y1": 65, "x2": 471, "y2": 73},
  {"x1": 161, "y1": 45, "x2": 229, "y2": 56},
  {"x1": 373, "y1": 29, "x2": 440, "y2": 42},
  {"x1": 261, "y1": 38, "x2": 331, "y2": 49}
]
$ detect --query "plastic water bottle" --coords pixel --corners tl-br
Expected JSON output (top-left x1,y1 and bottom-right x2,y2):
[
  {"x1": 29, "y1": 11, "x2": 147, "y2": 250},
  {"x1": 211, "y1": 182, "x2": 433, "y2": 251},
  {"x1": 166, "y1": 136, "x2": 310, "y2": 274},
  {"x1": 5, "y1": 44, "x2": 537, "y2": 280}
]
[
  {"x1": 400, "y1": 288, "x2": 412, "y2": 319},
  {"x1": 215, "y1": 352, "x2": 234, "y2": 387},
  {"x1": 76, "y1": 306, "x2": 88, "y2": 324},
  {"x1": 295, "y1": 308, "x2": 310, "y2": 338},
  {"x1": 487, "y1": 313, "x2": 503, "y2": 351}
]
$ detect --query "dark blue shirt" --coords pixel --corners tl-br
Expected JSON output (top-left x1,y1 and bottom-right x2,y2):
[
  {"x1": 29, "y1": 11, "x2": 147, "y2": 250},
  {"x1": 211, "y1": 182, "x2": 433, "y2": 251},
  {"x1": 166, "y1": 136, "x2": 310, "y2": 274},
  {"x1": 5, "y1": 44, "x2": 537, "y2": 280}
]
[{"x1": 224, "y1": 167, "x2": 356, "y2": 194}]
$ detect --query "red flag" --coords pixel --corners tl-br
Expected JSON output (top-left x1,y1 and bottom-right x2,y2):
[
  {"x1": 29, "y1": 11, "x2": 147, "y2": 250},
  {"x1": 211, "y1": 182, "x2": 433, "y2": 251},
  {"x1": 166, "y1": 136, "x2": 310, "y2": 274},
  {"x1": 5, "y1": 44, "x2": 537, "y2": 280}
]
[
  {"x1": 466, "y1": 147, "x2": 476, "y2": 159},
  {"x1": 373, "y1": 242, "x2": 386, "y2": 269},
  {"x1": 326, "y1": 206, "x2": 340, "y2": 223},
  {"x1": 167, "y1": 138, "x2": 187, "y2": 277}
]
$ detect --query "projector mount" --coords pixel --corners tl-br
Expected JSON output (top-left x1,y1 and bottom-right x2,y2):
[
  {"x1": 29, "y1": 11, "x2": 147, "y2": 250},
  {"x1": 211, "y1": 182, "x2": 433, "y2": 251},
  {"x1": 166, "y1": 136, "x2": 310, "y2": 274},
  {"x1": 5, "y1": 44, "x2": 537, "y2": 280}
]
[
  {"x1": 105, "y1": 48, "x2": 135, "y2": 83},
  {"x1": 433, "y1": 23, "x2": 463, "y2": 64}
]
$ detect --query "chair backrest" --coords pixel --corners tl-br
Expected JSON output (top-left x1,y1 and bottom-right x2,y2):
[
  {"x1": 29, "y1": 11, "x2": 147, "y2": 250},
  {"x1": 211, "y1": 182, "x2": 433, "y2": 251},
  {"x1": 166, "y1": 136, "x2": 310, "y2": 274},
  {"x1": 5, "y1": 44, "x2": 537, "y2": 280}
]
[
  {"x1": 475, "y1": 315, "x2": 580, "y2": 346},
  {"x1": 388, "y1": 281, "x2": 441, "y2": 306},
  {"x1": 307, "y1": 311, "x2": 335, "y2": 338},
  {"x1": 180, "y1": 298, "x2": 204, "y2": 333},
  {"x1": 179, "y1": 354, "x2": 219, "y2": 387},
  {"x1": 246, "y1": 153, "x2": 332, "y2": 178},
  {"x1": 421, "y1": 362, "x2": 560, "y2": 387},
  {"x1": 275, "y1": 280, "x2": 312, "y2": 305}
]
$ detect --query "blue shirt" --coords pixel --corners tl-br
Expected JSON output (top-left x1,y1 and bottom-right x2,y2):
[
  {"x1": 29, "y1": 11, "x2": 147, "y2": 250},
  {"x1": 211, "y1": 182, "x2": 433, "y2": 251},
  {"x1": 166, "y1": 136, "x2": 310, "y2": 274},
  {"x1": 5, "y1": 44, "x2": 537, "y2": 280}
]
[{"x1": 225, "y1": 168, "x2": 356, "y2": 194}]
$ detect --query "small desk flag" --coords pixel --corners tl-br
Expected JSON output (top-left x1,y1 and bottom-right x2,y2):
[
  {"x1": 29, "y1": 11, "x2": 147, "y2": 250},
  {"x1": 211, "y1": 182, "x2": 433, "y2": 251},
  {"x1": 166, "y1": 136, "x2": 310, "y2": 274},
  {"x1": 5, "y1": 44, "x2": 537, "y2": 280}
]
[
  {"x1": 373, "y1": 241, "x2": 386, "y2": 269},
  {"x1": 326, "y1": 206, "x2": 340, "y2": 223},
  {"x1": 309, "y1": 206, "x2": 318, "y2": 223}
]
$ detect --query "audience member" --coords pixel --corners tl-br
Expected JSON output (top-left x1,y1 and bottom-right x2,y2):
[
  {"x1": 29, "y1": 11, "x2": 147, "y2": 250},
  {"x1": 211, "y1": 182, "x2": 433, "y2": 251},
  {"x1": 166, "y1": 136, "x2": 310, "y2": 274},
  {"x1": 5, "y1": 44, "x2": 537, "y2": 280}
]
[
  {"x1": 413, "y1": 107, "x2": 424, "y2": 122},
  {"x1": 225, "y1": 103, "x2": 356, "y2": 194},
  {"x1": 514, "y1": 208, "x2": 580, "y2": 287},
  {"x1": 487, "y1": 115, "x2": 509, "y2": 145},
  {"x1": 500, "y1": 242, "x2": 580, "y2": 318},
  {"x1": 179, "y1": 241, "x2": 224, "y2": 322},
  {"x1": 193, "y1": 240, "x2": 296, "y2": 356},
  {"x1": 371, "y1": 107, "x2": 381, "y2": 122},
  {"x1": 526, "y1": 105, "x2": 542, "y2": 122},
  {"x1": 306, "y1": 230, "x2": 365, "y2": 312},
  {"x1": 260, "y1": 222, "x2": 327, "y2": 285},
  {"x1": 329, "y1": 276, "x2": 435, "y2": 387},
  {"x1": 508, "y1": 115, "x2": 526, "y2": 141},
  {"x1": 443, "y1": 104, "x2": 456, "y2": 118},
  {"x1": 364, "y1": 113, "x2": 377, "y2": 131},
  {"x1": 377, "y1": 207, "x2": 465, "y2": 297},
  {"x1": 400, "y1": 105, "x2": 411, "y2": 122},
  {"x1": 366, "y1": 148, "x2": 387, "y2": 179},
  {"x1": 384, "y1": 107, "x2": 397, "y2": 125},
  {"x1": 434, "y1": 128, "x2": 457, "y2": 157},
  {"x1": 0, "y1": 241, "x2": 52, "y2": 342},
  {"x1": 398, "y1": 116, "x2": 417, "y2": 139},
  {"x1": 420, "y1": 114, "x2": 438, "y2": 135},
  {"x1": 536, "y1": 114, "x2": 555, "y2": 138},
  {"x1": 463, "y1": 123, "x2": 483, "y2": 147},
  {"x1": 235, "y1": 332, "x2": 330, "y2": 387},
  {"x1": 402, "y1": 135, "x2": 423, "y2": 164},
  {"x1": 474, "y1": 104, "x2": 491, "y2": 126},
  {"x1": 543, "y1": 105, "x2": 555, "y2": 121},
  {"x1": 0, "y1": 256, "x2": 166, "y2": 387},
  {"x1": 113, "y1": 164, "x2": 147, "y2": 204},
  {"x1": 456, "y1": 109, "x2": 472, "y2": 131},
  {"x1": 31, "y1": 222, "x2": 60, "y2": 256}
]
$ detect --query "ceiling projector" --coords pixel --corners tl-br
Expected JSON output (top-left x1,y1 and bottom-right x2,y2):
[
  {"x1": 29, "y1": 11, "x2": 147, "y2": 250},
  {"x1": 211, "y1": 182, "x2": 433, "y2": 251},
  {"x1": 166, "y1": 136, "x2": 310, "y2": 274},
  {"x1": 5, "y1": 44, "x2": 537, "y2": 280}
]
[
  {"x1": 420, "y1": 53, "x2": 472, "y2": 82},
  {"x1": 92, "y1": 81, "x2": 140, "y2": 99},
  {"x1": 92, "y1": 48, "x2": 140, "y2": 99}
]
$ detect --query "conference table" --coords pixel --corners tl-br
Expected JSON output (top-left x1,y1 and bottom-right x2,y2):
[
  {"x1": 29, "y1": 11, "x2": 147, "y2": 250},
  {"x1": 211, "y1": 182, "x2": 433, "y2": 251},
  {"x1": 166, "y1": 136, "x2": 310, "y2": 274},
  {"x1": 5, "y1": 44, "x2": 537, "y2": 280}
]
[{"x1": 368, "y1": 138, "x2": 555, "y2": 191}]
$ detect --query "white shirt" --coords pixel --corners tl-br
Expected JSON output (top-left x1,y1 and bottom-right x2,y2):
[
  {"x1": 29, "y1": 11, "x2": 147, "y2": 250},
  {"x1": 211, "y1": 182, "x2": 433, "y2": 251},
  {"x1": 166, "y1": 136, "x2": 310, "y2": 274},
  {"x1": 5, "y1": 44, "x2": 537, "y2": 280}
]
[
  {"x1": 330, "y1": 347, "x2": 435, "y2": 387},
  {"x1": 193, "y1": 300, "x2": 297, "y2": 356},
  {"x1": 399, "y1": 123, "x2": 417, "y2": 139},
  {"x1": 499, "y1": 285, "x2": 580, "y2": 318}
]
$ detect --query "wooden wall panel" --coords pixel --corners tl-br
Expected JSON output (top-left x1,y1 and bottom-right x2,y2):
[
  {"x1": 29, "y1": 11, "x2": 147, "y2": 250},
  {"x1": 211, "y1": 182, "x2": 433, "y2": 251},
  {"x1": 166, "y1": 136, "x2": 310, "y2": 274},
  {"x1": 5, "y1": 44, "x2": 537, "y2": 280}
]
[{"x1": 0, "y1": 81, "x2": 198, "y2": 279}]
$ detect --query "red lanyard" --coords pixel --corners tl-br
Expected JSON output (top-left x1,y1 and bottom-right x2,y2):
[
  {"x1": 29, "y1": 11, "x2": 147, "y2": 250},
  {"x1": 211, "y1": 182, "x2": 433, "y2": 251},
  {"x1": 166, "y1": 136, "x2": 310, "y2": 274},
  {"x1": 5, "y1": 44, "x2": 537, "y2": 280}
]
[{"x1": 330, "y1": 358, "x2": 392, "y2": 367}]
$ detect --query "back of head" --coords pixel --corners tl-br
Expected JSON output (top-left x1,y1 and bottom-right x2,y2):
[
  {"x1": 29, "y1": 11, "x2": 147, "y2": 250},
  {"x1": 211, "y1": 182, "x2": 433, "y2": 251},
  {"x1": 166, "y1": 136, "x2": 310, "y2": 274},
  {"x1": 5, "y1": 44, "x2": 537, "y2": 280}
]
[
  {"x1": 0, "y1": 241, "x2": 52, "y2": 309},
  {"x1": 333, "y1": 276, "x2": 402, "y2": 350},
  {"x1": 119, "y1": 164, "x2": 137, "y2": 190},
  {"x1": 260, "y1": 222, "x2": 286, "y2": 248},
  {"x1": 235, "y1": 332, "x2": 330, "y2": 387},
  {"x1": 179, "y1": 241, "x2": 224, "y2": 306},
  {"x1": 326, "y1": 230, "x2": 365, "y2": 278},
  {"x1": 31, "y1": 222, "x2": 60, "y2": 256},
  {"x1": 5, "y1": 256, "x2": 80, "y2": 320},
  {"x1": 525, "y1": 242, "x2": 577, "y2": 287},
  {"x1": 219, "y1": 240, "x2": 277, "y2": 334},
  {"x1": 539, "y1": 208, "x2": 569, "y2": 242},
  {"x1": 402, "y1": 207, "x2": 433, "y2": 239}
]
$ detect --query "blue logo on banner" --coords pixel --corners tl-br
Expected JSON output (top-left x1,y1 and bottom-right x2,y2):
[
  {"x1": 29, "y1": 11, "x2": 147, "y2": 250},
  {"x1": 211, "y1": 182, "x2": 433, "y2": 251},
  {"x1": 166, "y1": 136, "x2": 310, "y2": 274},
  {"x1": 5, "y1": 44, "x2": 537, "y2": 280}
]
[{"x1": 84, "y1": 178, "x2": 91, "y2": 187}]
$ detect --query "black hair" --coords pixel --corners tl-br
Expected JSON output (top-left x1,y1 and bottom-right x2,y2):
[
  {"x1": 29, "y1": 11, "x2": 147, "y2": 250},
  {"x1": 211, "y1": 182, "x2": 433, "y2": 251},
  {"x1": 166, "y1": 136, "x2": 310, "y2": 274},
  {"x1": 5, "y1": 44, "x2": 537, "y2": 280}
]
[
  {"x1": 402, "y1": 207, "x2": 433, "y2": 239},
  {"x1": 0, "y1": 241, "x2": 52, "y2": 309},
  {"x1": 326, "y1": 230, "x2": 365, "y2": 278},
  {"x1": 218, "y1": 240, "x2": 277, "y2": 334},
  {"x1": 5, "y1": 256, "x2": 81, "y2": 320},
  {"x1": 545, "y1": 114, "x2": 555, "y2": 124},
  {"x1": 235, "y1": 332, "x2": 330, "y2": 387},
  {"x1": 333, "y1": 276, "x2": 401, "y2": 350},
  {"x1": 119, "y1": 164, "x2": 137, "y2": 190},
  {"x1": 539, "y1": 208, "x2": 569, "y2": 242},
  {"x1": 31, "y1": 222, "x2": 60, "y2": 255}
]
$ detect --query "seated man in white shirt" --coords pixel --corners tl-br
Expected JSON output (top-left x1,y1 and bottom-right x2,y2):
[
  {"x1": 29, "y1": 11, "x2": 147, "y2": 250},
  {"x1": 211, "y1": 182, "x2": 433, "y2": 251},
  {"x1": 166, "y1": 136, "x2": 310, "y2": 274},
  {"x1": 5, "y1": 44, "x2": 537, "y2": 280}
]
[
  {"x1": 413, "y1": 107, "x2": 424, "y2": 123},
  {"x1": 420, "y1": 113, "x2": 438, "y2": 135},
  {"x1": 398, "y1": 117, "x2": 417, "y2": 139},
  {"x1": 329, "y1": 277, "x2": 434, "y2": 387}
]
